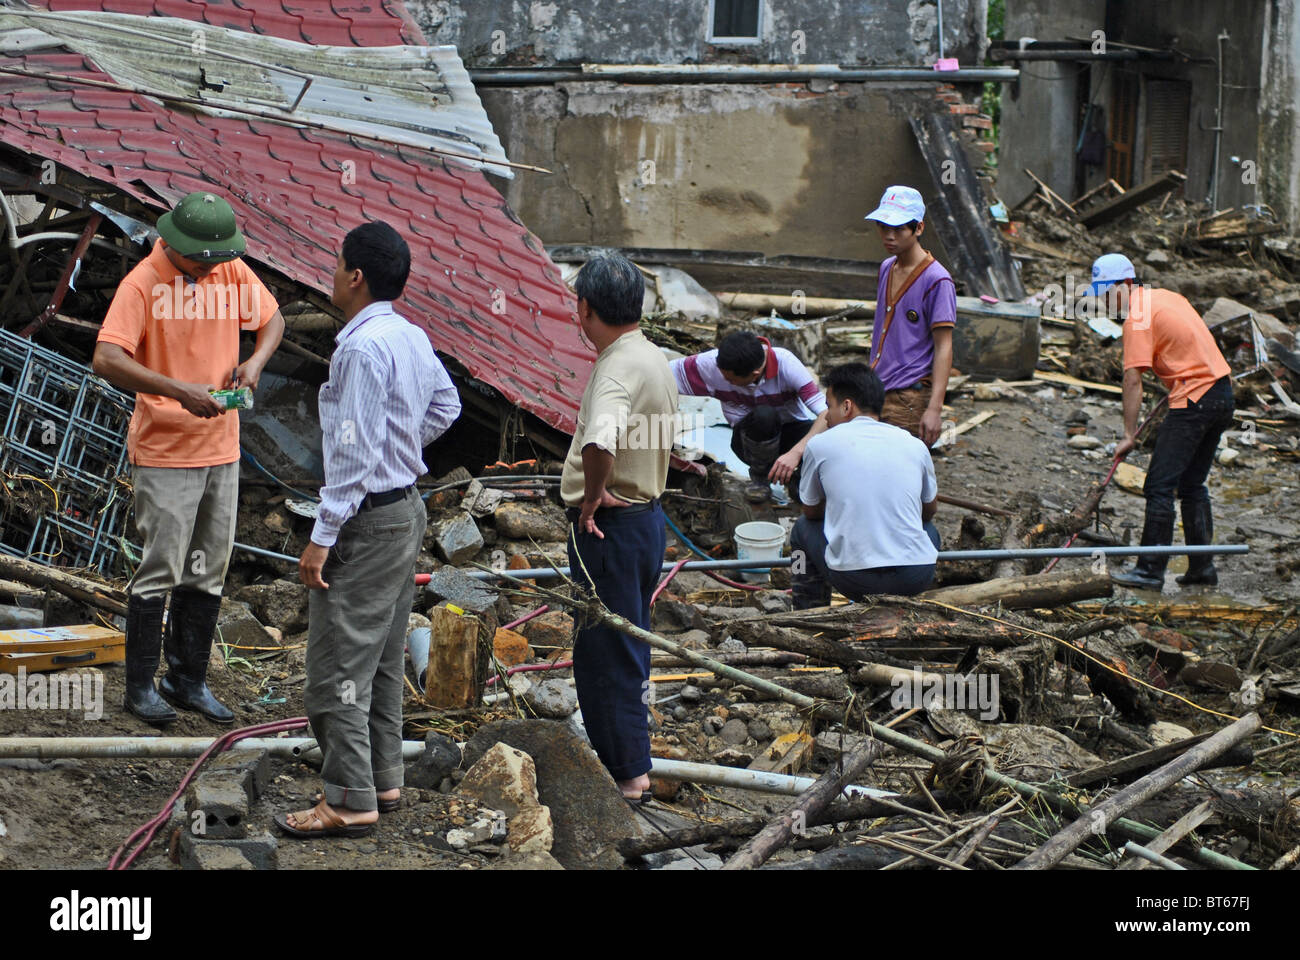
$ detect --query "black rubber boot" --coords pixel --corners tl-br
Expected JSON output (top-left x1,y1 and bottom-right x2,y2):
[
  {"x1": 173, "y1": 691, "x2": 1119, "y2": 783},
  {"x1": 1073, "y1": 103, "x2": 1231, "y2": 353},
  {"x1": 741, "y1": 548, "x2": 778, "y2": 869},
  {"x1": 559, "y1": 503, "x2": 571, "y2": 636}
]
[
  {"x1": 124, "y1": 594, "x2": 177, "y2": 725},
  {"x1": 1176, "y1": 498, "x2": 1218, "y2": 586},
  {"x1": 1111, "y1": 508, "x2": 1175, "y2": 590},
  {"x1": 159, "y1": 588, "x2": 235, "y2": 724}
]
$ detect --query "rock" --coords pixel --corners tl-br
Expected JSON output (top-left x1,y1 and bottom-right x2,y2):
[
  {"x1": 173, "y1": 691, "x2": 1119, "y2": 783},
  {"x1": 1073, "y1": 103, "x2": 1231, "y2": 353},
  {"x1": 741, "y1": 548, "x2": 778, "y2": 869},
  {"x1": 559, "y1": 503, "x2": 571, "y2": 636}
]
[
  {"x1": 434, "y1": 512, "x2": 484, "y2": 565},
  {"x1": 703, "y1": 715, "x2": 726, "y2": 735},
  {"x1": 407, "y1": 612, "x2": 431, "y2": 636},
  {"x1": 216, "y1": 599, "x2": 278, "y2": 650},
  {"x1": 493, "y1": 501, "x2": 569, "y2": 542},
  {"x1": 711, "y1": 744, "x2": 757, "y2": 766},
  {"x1": 719, "y1": 718, "x2": 750, "y2": 745},
  {"x1": 754, "y1": 590, "x2": 791, "y2": 614},
  {"x1": 650, "y1": 777, "x2": 681, "y2": 802},
  {"x1": 716, "y1": 637, "x2": 747, "y2": 655},
  {"x1": 1067, "y1": 435, "x2": 1103, "y2": 450},
  {"x1": 1148, "y1": 721, "x2": 1196, "y2": 746},
  {"x1": 726, "y1": 702, "x2": 759, "y2": 721},
  {"x1": 405, "y1": 732, "x2": 463, "y2": 790},
  {"x1": 521, "y1": 611, "x2": 574, "y2": 649},
  {"x1": 1145, "y1": 249, "x2": 1171, "y2": 265},
  {"x1": 462, "y1": 720, "x2": 637, "y2": 870},
  {"x1": 523, "y1": 679, "x2": 577, "y2": 719},
  {"x1": 747, "y1": 719, "x2": 772, "y2": 741},
  {"x1": 423, "y1": 567, "x2": 499, "y2": 615},
  {"x1": 489, "y1": 851, "x2": 565, "y2": 870},
  {"x1": 672, "y1": 706, "x2": 688, "y2": 721},
  {"x1": 459, "y1": 743, "x2": 540, "y2": 818},
  {"x1": 651, "y1": 593, "x2": 707, "y2": 632},
  {"x1": 232, "y1": 580, "x2": 309, "y2": 634},
  {"x1": 670, "y1": 629, "x2": 711, "y2": 650},
  {"x1": 679, "y1": 684, "x2": 702, "y2": 703},
  {"x1": 1218, "y1": 447, "x2": 1240, "y2": 465},
  {"x1": 492, "y1": 627, "x2": 533, "y2": 667},
  {"x1": 507, "y1": 803, "x2": 554, "y2": 855}
]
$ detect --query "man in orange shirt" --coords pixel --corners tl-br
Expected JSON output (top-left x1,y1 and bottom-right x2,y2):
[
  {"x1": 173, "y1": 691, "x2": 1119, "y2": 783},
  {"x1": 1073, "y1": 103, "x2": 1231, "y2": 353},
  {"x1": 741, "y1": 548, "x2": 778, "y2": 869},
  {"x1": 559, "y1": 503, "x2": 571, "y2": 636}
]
[
  {"x1": 1096, "y1": 254, "x2": 1234, "y2": 590},
  {"x1": 93, "y1": 192, "x2": 284, "y2": 724}
]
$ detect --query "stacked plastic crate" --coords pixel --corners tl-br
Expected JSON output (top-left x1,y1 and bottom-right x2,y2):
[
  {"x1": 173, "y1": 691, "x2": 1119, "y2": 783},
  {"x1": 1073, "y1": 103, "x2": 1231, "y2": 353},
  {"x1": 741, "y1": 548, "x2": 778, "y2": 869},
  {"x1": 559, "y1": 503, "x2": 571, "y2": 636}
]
[{"x1": 0, "y1": 327, "x2": 134, "y2": 575}]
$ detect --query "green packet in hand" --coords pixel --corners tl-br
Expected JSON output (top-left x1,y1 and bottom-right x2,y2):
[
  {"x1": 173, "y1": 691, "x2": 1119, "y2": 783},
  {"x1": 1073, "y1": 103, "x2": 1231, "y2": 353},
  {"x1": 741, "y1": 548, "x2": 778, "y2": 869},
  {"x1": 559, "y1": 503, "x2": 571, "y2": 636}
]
[{"x1": 209, "y1": 386, "x2": 254, "y2": 411}]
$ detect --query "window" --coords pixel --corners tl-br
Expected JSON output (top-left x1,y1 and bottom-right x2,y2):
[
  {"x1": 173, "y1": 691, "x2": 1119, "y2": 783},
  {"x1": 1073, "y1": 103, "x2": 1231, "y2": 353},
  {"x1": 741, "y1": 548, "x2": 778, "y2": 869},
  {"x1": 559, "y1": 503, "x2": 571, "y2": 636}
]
[{"x1": 708, "y1": 0, "x2": 762, "y2": 43}]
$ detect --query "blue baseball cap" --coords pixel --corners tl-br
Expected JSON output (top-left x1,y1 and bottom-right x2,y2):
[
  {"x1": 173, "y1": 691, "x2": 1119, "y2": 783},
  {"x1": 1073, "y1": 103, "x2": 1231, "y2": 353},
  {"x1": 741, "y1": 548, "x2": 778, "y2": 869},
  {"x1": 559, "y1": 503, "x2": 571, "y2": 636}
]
[
  {"x1": 865, "y1": 186, "x2": 926, "y2": 226},
  {"x1": 1089, "y1": 253, "x2": 1136, "y2": 294}
]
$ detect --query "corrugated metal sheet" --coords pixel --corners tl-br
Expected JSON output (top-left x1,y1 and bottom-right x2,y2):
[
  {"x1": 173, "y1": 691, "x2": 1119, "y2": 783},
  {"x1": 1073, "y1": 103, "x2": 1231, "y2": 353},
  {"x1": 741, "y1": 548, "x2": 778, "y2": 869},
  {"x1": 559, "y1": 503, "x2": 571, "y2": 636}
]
[
  {"x1": 0, "y1": 0, "x2": 591, "y2": 436},
  {"x1": 0, "y1": 8, "x2": 512, "y2": 176}
]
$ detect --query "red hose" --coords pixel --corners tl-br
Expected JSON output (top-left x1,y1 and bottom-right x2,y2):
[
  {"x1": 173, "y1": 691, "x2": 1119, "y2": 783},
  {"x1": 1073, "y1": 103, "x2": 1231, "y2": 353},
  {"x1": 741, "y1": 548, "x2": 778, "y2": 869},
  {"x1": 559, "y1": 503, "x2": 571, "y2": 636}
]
[
  {"x1": 486, "y1": 659, "x2": 575, "y2": 686},
  {"x1": 107, "y1": 716, "x2": 309, "y2": 870},
  {"x1": 502, "y1": 605, "x2": 549, "y2": 631}
]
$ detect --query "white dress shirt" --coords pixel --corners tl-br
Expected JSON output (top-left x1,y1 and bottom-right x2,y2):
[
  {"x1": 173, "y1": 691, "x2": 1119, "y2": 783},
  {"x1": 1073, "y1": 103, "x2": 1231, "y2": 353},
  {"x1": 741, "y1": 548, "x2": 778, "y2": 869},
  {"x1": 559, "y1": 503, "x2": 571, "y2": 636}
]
[{"x1": 310, "y1": 301, "x2": 461, "y2": 547}]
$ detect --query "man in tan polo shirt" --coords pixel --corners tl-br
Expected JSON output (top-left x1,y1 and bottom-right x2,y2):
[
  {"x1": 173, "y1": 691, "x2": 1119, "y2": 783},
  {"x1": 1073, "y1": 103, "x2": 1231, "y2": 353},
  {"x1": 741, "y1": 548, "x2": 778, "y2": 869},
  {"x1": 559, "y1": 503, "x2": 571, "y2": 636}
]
[
  {"x1": 561, "y1": 253, "x2": 677, "y2": 803},
  {"x1": 94, "y1": 191, "x2": 284, "y2": 725}
]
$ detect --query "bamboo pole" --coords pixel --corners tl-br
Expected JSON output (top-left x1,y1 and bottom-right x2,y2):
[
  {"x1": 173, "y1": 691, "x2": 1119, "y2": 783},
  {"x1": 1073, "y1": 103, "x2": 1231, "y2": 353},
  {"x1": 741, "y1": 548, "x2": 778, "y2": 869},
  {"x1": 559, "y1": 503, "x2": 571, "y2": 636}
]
[{"x1": 1012, "y1": 713, "x2": 1261, "y2": 870}]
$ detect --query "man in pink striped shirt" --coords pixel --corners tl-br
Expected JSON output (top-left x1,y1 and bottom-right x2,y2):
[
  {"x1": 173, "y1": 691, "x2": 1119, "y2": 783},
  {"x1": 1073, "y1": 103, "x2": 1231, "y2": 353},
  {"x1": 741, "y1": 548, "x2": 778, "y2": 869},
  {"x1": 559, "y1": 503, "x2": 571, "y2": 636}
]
[{"x1": 671, "y1": 331, "x2": 827, "y2": 502}]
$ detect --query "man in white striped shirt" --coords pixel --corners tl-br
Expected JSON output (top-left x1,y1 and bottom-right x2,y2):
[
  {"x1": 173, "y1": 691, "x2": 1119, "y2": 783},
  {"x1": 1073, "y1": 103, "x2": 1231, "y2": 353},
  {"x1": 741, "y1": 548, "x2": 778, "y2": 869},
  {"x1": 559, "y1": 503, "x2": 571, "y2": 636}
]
[{"x1": 277, "y1": 221, "x2": 461, "y2": 839}]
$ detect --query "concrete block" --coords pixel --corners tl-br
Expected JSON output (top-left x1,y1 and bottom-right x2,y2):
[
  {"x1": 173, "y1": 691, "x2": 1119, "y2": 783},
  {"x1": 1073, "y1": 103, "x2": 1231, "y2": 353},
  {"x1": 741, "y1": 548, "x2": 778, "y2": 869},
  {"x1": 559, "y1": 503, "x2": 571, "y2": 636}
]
[
  {"x1": 202, "y1": 750, "x2": 270, "y2": 803},
  {"x1": 179, "y1": 831, "x2": 278, "y2": 870},
  {"x1": 185, "y1": 773, "x2": 250, "y2": 839}
]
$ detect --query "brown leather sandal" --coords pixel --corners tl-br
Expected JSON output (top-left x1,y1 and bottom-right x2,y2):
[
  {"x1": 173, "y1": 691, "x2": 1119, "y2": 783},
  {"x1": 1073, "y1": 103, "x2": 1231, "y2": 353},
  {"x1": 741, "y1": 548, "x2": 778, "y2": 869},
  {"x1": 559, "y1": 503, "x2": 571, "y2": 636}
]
[
  {"x1": 312, "y1": 791, "x2": 400, "y2": 813},
  {"x1": 274, "y1": 800, "x2": 375, "y2": 839}
]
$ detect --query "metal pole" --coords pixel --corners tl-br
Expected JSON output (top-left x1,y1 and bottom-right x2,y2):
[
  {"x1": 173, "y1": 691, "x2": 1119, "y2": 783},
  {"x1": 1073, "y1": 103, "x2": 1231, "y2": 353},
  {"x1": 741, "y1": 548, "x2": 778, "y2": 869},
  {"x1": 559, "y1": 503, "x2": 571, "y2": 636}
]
[
  {"x1": 1123, "y1": 840, "x2": 1187, "y2": 870},
  {"x1": 468, "y1": 66, "x2": 1020, "y2": 85}
]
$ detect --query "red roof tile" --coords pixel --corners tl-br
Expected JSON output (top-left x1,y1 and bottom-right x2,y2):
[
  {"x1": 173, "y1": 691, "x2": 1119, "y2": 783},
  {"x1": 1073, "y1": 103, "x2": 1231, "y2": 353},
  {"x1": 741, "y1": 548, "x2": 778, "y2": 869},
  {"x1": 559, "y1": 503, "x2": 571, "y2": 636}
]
[{"x1": 1, "y1": 0, "x2": 592, "y2": 436}]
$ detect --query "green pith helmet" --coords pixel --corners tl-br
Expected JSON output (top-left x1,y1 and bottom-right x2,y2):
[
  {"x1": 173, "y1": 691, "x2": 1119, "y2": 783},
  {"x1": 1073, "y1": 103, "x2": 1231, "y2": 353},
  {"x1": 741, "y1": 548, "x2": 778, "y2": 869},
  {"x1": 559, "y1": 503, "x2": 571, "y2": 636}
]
[{"x1": 156, "y1": 192, "x2": 245, "y2": 263}]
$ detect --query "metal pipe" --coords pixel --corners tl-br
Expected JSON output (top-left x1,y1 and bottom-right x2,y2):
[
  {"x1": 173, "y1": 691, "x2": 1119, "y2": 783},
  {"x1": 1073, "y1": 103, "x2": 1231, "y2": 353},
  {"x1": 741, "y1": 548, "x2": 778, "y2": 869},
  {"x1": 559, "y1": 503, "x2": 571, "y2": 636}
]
[
  {"x1": 469, "y1": 66, "x2": 1019, "y2": 85},
  {"x1": 1122, "y1": 840, "x2": 1187, "y2": 870},
  {"x1": 1207, "y1": 30, "x2": 1230, "y2": 211}
]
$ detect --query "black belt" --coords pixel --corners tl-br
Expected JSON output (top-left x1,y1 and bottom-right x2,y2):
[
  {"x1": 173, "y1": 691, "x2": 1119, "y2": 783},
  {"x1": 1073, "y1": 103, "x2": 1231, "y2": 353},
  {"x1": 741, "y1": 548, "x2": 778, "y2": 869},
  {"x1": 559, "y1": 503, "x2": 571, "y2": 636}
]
[
  {"x1": 361, "y1": 485, "x2": 414, "y2": 510},
  {"x1": 565, "y1": 497, "x2": 660, "y2": 523}
]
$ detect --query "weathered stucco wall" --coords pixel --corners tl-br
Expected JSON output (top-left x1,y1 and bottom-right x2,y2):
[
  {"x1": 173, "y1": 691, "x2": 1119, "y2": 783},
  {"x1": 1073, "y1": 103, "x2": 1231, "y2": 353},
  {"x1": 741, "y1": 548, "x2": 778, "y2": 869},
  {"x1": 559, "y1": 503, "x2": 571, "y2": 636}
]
[
  {"x1": 1259, "y1": 0, "x2": 1300, "y2": 229},
  {"x1": 410, "y1": 0, "x2": 986, "y2": 66},
  {"x1": 482, "y1": 82, "x2": 951, "y2": 266}
]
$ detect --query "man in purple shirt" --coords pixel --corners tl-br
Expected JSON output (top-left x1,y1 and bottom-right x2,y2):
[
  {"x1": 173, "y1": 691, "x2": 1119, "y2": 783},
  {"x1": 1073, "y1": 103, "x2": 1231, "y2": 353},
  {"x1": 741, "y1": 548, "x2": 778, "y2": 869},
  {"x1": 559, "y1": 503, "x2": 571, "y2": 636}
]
[
  {"x1": 865, "y1": 186, "x2": 956, "y2": 446},
  {"x1": 276, "y1": 221, "x2": 461, "y2": 840}
]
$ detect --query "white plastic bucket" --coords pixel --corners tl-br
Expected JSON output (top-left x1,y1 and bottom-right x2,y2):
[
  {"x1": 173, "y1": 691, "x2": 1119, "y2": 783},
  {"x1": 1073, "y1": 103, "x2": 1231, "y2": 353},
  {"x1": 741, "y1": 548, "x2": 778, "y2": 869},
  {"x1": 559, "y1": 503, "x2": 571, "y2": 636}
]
[{"x1": 733, "y1": 520, "x2": 786, "y2": 584}]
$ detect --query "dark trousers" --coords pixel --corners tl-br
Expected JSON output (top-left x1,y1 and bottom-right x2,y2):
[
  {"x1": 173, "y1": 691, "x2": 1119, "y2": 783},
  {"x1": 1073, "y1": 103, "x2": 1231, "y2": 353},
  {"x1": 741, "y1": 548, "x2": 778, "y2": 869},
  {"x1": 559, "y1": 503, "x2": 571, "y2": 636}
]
[
  {"x1": 1143, "y1": 376, "x2": 1235, "y2": 520},
  {"x1": 791, "y1": 514, "x2": 940, "y2": 609},
  {"x1": 731, "y1": 408, "x2": 813, "y2": 490},
  {"x1": 566, "y1": 503, "x2": 666, "y2": 782}
]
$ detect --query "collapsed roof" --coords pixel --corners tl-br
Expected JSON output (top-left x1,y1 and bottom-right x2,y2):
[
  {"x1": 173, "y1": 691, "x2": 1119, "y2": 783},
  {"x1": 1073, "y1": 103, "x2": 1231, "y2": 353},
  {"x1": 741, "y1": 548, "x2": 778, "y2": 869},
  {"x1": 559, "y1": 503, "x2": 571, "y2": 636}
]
[{"x1": 0, "y1": 0, "x2": 592, "y2": 435}]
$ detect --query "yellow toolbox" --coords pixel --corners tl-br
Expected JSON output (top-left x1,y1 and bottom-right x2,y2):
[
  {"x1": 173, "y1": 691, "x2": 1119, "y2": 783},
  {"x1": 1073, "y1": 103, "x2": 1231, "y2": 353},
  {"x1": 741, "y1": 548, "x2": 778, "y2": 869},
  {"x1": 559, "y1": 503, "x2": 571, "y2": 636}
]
[{"x1": 0, "y1": 624, "x2": 125, "y2": 673}]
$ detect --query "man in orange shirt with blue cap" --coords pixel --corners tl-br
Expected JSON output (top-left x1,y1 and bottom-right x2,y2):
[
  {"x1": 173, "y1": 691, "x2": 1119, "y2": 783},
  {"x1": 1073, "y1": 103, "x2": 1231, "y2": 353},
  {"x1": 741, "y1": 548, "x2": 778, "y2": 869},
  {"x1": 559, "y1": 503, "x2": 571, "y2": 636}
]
[{"x1": 1096, "y1": 254, "x2": 1234, "y2": 590}]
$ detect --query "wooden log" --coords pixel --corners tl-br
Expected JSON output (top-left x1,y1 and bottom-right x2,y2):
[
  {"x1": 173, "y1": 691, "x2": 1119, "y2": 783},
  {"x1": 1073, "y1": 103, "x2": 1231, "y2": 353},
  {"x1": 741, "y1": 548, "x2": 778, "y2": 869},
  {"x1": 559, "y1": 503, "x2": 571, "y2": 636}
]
[
  {"x1": 714, "y1": 292, "x2": 876, "y2": 317},
  {"x1": 0, "y1": 555, "x2": 127, "y2": 617},
  {"x1": 1079, "y1": 169, "x2": 1187, "y2": 228},
  {"x1": 920, "y1": 570, "x2": 1112, "y2": 610},
  {"x1": 1068, "y1": 734, "x2": 1253, "y2": 788},
  {"x1": 723, "y1": 735, "x2": 884, "y2": 870},
  {"x1": 1012, "y1": 712, "x2": 1261, "y2": 870},
  {"x1": 748, "y1": 732, "x2": 816, "y2": 775},
  {"x1": 649, "y1": 649, "x2": 805, "y2": 669},
  {"x1": 936, "y1": 493, "x2": 1015, "y2": 518},
  {"x1": 425, "y1": 605, "x2": 481, "y2": 709},
  {"x1": 1058, "y1": 631, "x2": 1154, "y2": 722}
]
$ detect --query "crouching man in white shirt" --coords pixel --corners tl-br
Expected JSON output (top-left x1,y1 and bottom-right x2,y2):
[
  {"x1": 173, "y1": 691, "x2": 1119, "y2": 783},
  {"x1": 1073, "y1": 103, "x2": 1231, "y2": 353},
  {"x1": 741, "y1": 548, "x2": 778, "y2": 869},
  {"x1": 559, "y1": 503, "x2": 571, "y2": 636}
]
[{"x1": 791, "y1": 362, "x2": 940, "y2": 609}]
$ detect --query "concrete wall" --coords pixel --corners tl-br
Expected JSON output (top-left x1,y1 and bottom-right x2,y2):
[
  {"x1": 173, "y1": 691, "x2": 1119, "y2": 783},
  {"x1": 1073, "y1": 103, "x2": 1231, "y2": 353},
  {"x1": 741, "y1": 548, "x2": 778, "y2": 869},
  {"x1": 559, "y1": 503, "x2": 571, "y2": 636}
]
[
  {"x1": 410, "y1": 0, "x2": 986, "y2": 66},
  {"x1": 1260, "y1": 0, "x2": 1300, "y2": 230},
  {"x1": 998, "y1": 0, "x2": 1106, "y2": 207},
  {"x1": 481, "y1": 81, "x2": 952, "y2": 266}
]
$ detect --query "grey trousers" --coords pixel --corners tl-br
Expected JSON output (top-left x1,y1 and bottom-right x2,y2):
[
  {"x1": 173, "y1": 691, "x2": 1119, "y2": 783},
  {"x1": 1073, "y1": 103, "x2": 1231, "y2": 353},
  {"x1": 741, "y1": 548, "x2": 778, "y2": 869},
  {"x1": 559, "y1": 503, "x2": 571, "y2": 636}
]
[
  {"x1": 130, "y1": 462, "x2": 239, "y2": 599},
  {"x1": 304, "y1": 489, "x2": 425, "y2": 812}
]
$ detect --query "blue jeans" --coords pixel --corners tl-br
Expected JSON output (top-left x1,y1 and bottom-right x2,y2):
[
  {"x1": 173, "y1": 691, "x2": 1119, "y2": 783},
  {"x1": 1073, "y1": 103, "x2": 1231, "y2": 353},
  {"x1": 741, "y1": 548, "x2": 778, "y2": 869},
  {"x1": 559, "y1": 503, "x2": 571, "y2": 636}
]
[
  {"x1": 566, "y1": 503, "x2": 666, "y2": 781},
  {"x1": 791, "y1": 515, "x2": 940, "y2": 609}
]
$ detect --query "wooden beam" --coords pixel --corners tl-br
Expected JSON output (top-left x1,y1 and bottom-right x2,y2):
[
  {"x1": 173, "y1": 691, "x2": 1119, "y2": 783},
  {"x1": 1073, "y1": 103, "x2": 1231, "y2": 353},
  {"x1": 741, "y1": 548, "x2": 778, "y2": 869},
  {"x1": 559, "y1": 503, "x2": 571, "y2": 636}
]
[{"x1": 1080, "y1": 170, "x2": 1187, "y2": 229}]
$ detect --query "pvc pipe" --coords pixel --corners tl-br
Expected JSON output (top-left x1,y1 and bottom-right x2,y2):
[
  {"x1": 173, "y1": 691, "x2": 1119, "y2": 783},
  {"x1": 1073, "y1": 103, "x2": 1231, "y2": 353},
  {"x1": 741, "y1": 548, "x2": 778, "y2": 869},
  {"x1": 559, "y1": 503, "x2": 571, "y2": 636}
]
[
  {"x1": 648, "y1": 758, "x2": 896, "y2": 800},
  {"x1": 468, "y1": 66, "x2": 1020, "y2": 85},
  {"x1": 1123, "y1": 840, "x2": 1187, "y2": 870},
  {"x1": 0, "y1": 738, "x2": 894, "y2": 799}
]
